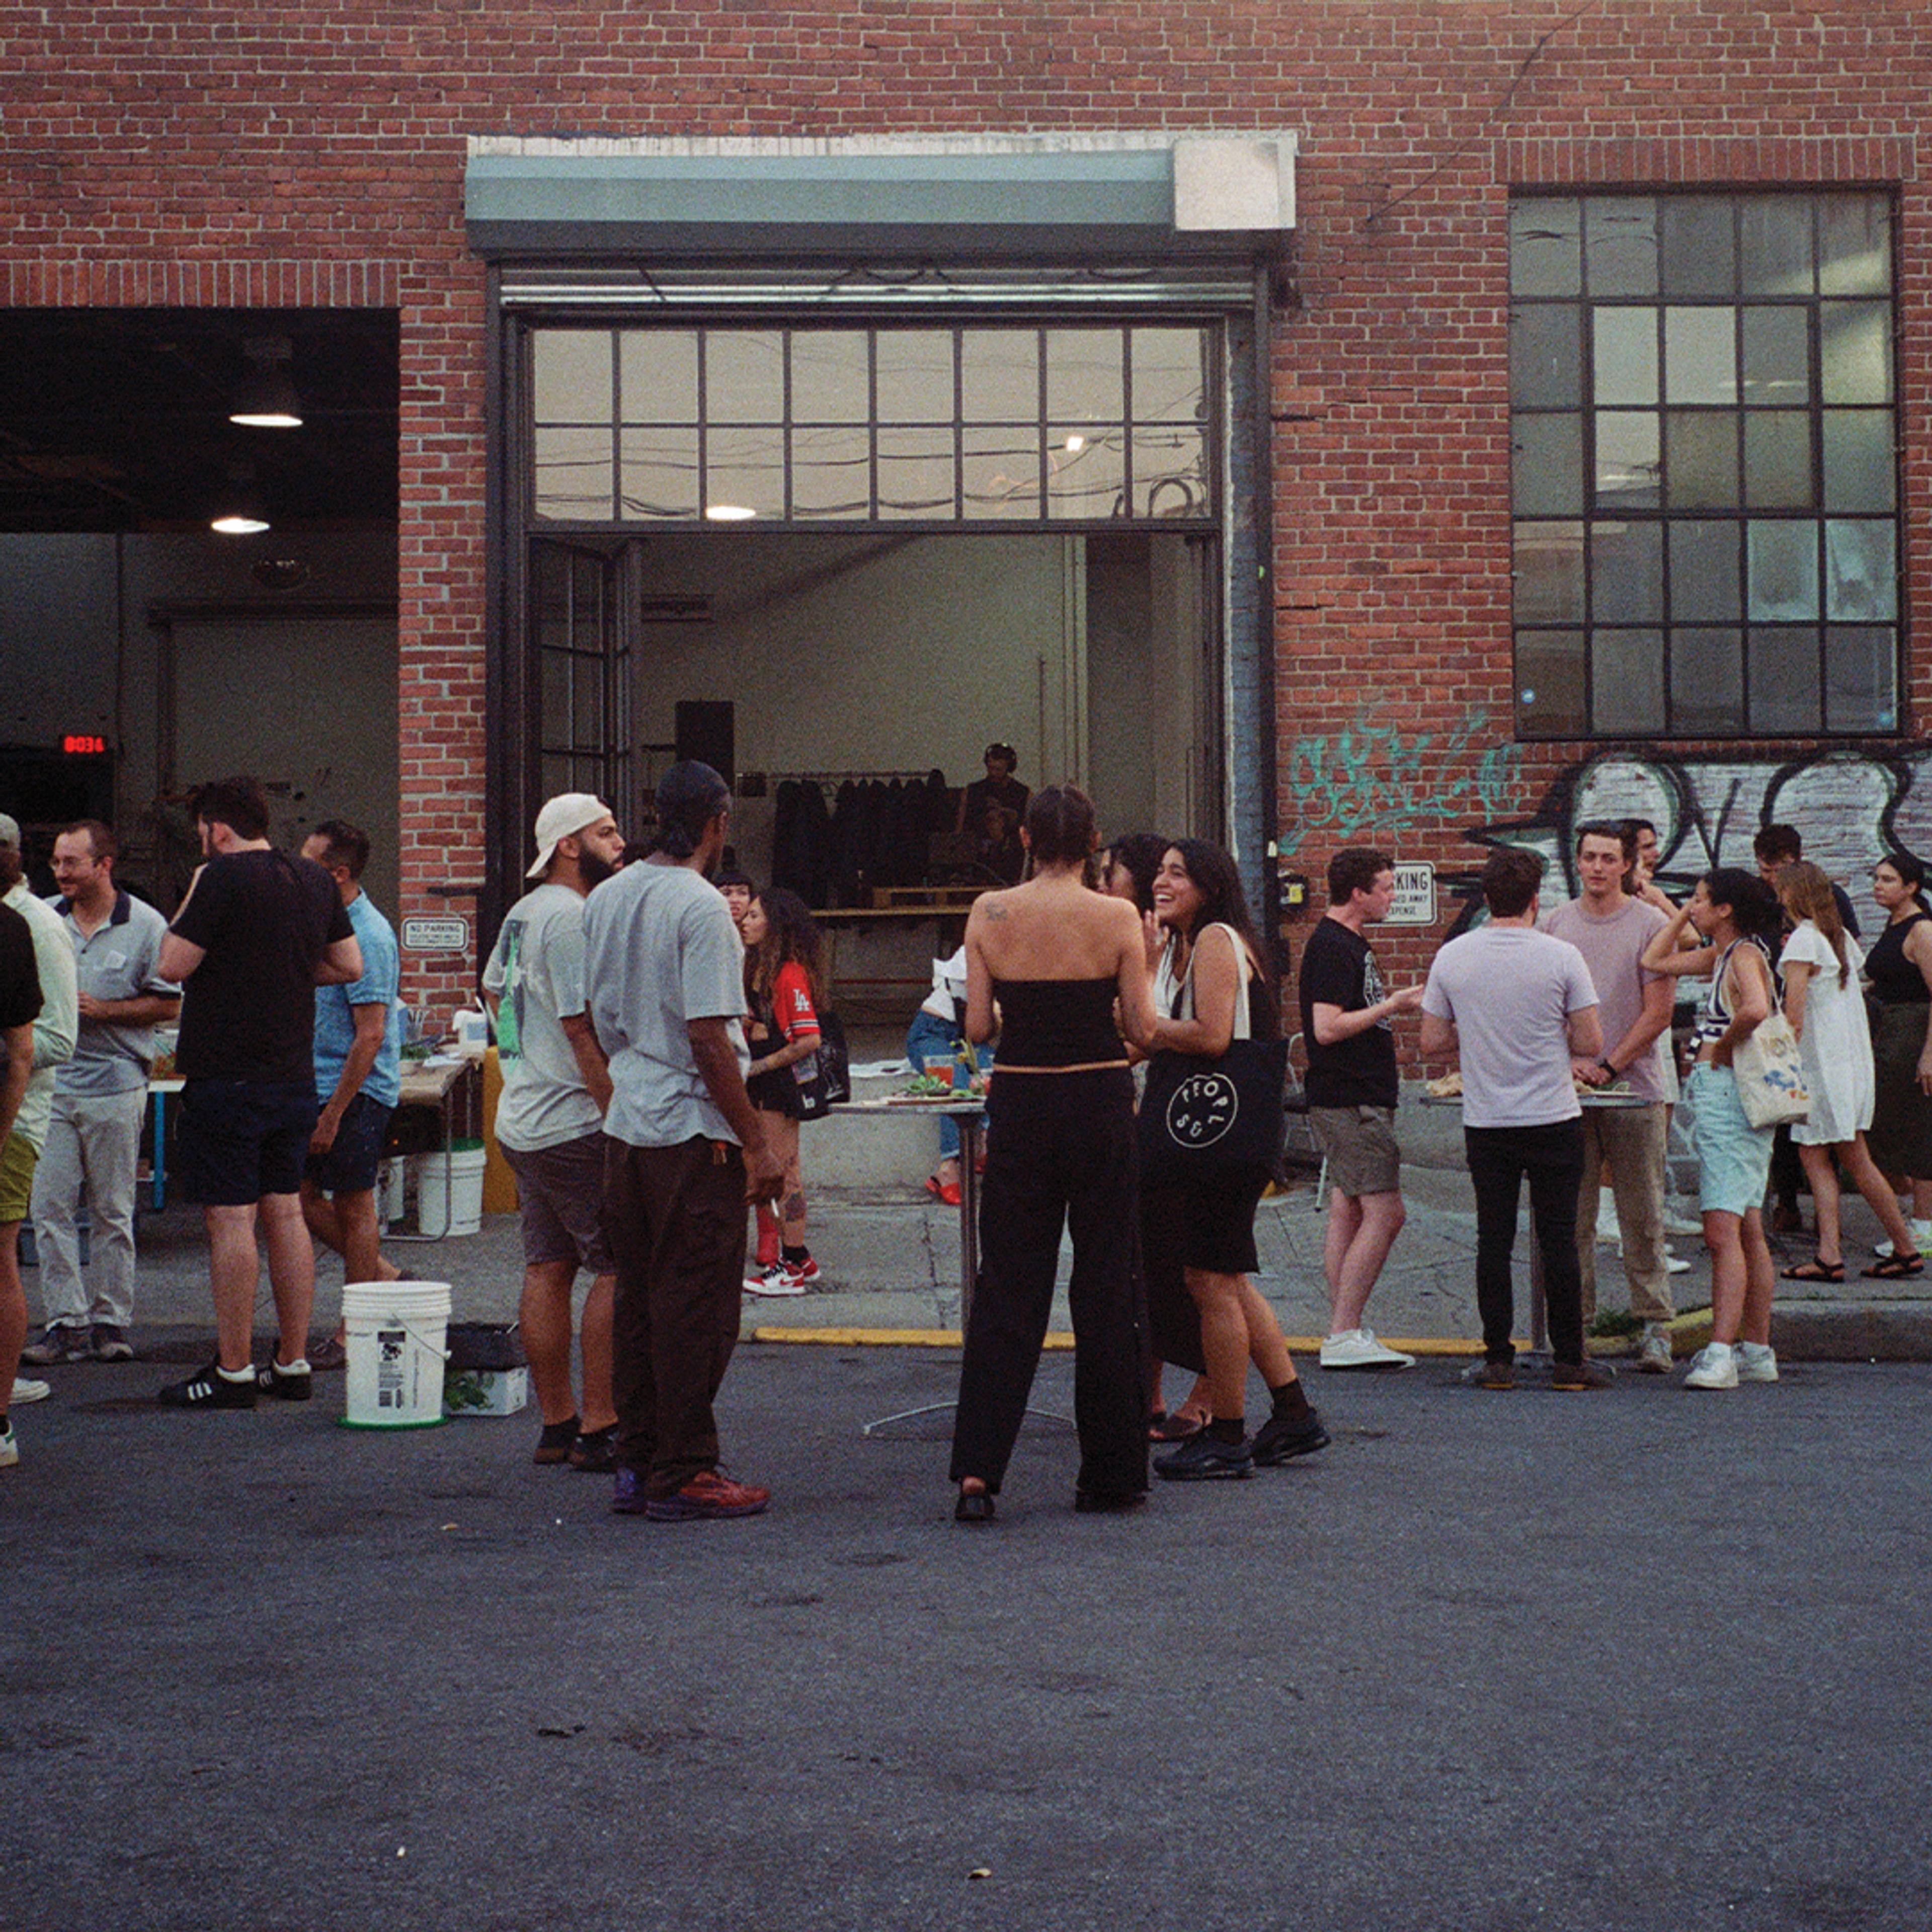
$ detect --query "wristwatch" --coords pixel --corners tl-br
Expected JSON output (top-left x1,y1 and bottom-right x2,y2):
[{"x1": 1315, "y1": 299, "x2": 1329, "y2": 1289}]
[{"x1": 1598, "y1": 1057, "x2": 1618, "y2": 1077}]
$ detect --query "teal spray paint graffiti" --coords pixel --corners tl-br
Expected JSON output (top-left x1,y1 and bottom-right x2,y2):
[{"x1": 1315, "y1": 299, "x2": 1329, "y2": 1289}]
[{"x1": 1280, "y1": 708, "x2": 1523, "y2": 857}]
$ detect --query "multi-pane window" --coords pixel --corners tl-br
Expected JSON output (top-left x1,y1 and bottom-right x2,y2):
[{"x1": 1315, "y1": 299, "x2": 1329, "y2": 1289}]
[
  {"x1": 1510, "y1": 192, "x2": 1900, "y2": 738},
  {"x1": 528, "y1": 323, "x2": 1214, "y2": 527}
]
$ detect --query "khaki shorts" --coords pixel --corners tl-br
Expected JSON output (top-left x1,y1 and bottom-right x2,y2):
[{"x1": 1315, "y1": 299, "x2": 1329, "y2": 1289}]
[
  {"x1": 0, "y1": 1128, "x2": 38, "y2": 1223},
  {"x1": 1310, "y1": 1105, "x2": 1402, "y2": 1198}
]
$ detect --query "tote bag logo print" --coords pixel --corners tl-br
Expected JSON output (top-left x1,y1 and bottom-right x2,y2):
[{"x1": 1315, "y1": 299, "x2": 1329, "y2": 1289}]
[{"x1": 1165, "y1": 1071, "x2": 1241, "y2": 1148}]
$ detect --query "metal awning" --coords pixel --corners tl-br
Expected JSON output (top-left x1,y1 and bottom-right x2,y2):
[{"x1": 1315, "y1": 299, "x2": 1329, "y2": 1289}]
[{"x1": 465, "y1": 133, "x2": 1296, "y2": 266}]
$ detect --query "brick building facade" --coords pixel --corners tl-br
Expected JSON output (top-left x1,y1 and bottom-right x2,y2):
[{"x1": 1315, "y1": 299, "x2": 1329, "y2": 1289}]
[{"x1": 6, "y1": 3, "x2": 1927, "y2": 1021}]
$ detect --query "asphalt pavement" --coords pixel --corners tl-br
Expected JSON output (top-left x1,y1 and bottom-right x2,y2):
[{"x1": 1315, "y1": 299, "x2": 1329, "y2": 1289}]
[{"x1": 7, "y1": 1107, "x2": 1932, "y2": 1930}]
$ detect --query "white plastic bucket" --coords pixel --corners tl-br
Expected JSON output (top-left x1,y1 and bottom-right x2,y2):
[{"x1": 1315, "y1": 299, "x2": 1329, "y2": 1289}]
[
  {"x1": 340, "y1": 1280, "x2": 452, "y2": 1430},
  {"x1": 416, "y1": 1143, "x2": 486, "y2": 1238}
]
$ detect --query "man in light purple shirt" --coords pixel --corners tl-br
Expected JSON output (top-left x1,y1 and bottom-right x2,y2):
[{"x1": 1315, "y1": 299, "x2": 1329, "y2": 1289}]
[
  {"x1": 1541, "y1": 821, "x2": 1676, "y2": 1374},
  {"x1": 1421, "y1": 847, "x2": 1606, "y2": 1391}
]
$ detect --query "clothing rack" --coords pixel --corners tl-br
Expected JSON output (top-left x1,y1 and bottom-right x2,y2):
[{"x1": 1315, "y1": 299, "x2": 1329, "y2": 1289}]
[{"x1": 770, "y1": 769, "x2": 941, "y2": 787}]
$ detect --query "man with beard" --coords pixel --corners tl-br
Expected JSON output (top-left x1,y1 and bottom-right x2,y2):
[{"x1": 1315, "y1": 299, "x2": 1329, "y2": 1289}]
[{"x1": 482, "y1": 794, "x2": 627, "y2": 1471}]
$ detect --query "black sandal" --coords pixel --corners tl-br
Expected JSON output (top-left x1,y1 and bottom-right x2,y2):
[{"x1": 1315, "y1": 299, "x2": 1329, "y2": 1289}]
[
  {"x1": 1782, "y1": 1256, "x2": 1845, "y2": 1282},
  {"x1": 1863, "y1": 1251, "x2": 1924, "y2": 1279}
]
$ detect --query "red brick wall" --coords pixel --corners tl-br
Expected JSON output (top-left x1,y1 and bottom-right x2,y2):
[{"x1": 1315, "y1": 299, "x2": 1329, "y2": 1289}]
[{"x1": 6, "y1": 2, "x2": 1930, "y2": 1019}]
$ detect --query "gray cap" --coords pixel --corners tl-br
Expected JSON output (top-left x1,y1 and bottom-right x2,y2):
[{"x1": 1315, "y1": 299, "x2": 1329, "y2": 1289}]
[{"x1": 0, "y1": 812, "x2": 19, "y2": 851}]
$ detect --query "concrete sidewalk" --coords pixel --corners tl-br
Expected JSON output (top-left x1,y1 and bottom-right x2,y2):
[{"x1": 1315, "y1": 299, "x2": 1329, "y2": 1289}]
[{"x1": 29, "y1": 1090, "x2": 1932, "y2": 1374}]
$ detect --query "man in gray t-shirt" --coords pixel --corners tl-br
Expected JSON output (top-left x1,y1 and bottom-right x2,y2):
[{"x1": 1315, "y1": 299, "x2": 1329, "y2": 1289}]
[
  {"x1": 482, "y1": 792, "x2": 626, "y2": 1470},
  {"x1": 583, "y1": 762, "x2": 782, "y2": 1522},
  {"x1": 1421, "y1": 847, "x2": 1606, "y2": 1389},
  {"x1": 1540, "y1": 821, "x2": 1676, "y2": 1371}
]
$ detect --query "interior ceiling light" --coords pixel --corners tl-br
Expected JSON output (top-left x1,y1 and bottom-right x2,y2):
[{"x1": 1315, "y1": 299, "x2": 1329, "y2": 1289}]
[
  {"x1": 229, "y1": 336, "x2": 304, "y2": 429},
  {"x1": 212, "y1": 466, "x2": 271, "y2": 535}
]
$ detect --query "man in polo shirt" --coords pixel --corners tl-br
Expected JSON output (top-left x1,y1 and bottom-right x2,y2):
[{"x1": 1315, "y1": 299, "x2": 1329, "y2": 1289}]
[
  {"x1": 155, "y1": 777, "x2": 359, "y2": 1410},
  {"x1": 22, "y1": 820, "x2": 178, "y2": 1367},
  {"x1": 583, "y1": 762, "x2": 784, "y2": 1521}
]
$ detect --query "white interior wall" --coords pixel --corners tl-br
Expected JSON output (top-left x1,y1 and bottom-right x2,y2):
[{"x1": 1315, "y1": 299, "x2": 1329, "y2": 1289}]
[{"x1": 633, "y1": 531, "x2": 1075, "y2": 881}]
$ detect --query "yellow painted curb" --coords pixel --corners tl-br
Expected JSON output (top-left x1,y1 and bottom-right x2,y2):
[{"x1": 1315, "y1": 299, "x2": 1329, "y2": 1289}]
[{"x1": 750, "y1": 1328, "x2": 1518, "y2": 1357}]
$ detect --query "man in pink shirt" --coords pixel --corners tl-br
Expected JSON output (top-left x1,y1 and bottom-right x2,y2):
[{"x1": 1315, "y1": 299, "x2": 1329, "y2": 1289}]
[{"x1": 1541, "y1": 822, "x2": 1675, "y2": 1374}]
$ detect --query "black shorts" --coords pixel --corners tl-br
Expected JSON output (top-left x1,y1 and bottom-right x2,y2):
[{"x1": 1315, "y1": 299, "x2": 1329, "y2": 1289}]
[
  {"x1": 304, "y1": 1090, "x2": 394, "y2": 1195},
  {"x1": 175, "y1": 1078, "x2": 319, "y2": 1206},
  {"x1": 1140, "y1": 1163, "x2": 1271, "y2": 1278}
]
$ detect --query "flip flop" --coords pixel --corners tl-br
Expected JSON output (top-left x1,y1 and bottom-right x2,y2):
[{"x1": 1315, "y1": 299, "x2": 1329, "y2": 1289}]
[
  {"x1": 1149, "y1": 1408, "x2": 1207, "y2": 1442},
  {"x1": 1781, "y1": 1257, "x2": 1845, "y2": 1282},
  {"x1": 1863, "y1": 1252, "x2": 1924, "y2": 1279}
]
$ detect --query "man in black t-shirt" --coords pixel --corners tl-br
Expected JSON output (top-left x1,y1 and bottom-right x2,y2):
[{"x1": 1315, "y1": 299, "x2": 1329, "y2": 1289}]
[
  {"x1": 1, "y1": 900, "x2": 44, "y2": 1469},
  {"x1": 1299, "y1": 848, "x2": 1424, "y2": 1372},
  {"x1": 154, "y1": 777, "x2": 360, "y2": 1411}
]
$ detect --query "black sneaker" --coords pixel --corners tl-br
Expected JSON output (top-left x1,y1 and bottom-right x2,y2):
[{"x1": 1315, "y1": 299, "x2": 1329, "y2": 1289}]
[
  {"x1": 1153, "y1": 1430, "x2": 1254, "y2": 1481},
  {"x1": 569, "y1": 1424, "x2": 618, "y2": 1473},
  {"x1": 157, "y1": 1359, "x2": 258, "y2": 1409},
  {"x1": 534, "y1": 1415, "x2": 580, "y2": 1466},
  {"x1": 257, "y1": 1359, "x2": 312, "y2": 1401},
  {"x1": 90, "y1": 1324, "x2": 135, "y2": 1363},
  {"x1": 1251, "y1": 1410, "x2": 1330, "y2": 1466}
]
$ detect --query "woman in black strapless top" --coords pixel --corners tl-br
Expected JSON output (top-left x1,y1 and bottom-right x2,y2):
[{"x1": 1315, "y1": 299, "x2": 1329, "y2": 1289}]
[
  {"x1": 949, "y1": 785, "x2": 1157, "y2": 1522},
  {"x1": 1865, "y1": 853, "x2": 1932, "y2": 1223}
]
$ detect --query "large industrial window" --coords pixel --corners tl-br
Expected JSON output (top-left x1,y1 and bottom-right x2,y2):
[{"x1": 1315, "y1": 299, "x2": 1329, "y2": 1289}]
[
  {"x1": 528, "y1": 323, "x2": 1215, "y2": 527},
  {"x1": 1510, "y1": 191, "x2": 1900, "y2": 738}
]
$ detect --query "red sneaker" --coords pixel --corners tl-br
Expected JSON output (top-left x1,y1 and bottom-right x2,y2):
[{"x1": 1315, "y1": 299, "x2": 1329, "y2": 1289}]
[{"x1": 642, "y1": 1469, "x2": 772, "y2": 1520}]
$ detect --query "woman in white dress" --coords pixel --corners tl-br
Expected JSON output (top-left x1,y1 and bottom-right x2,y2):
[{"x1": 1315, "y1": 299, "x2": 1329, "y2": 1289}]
[{"x1": 1776, "y1": 862, "x2": 1922, "y2": 1283}]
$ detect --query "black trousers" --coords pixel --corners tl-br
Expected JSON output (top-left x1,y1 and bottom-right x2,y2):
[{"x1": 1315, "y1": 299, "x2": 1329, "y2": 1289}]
[
  {"x1": 601, "y1": 1136, "x2": 749, "y2": 1497},
  {"x1": 1464, "y1": 1118, "x2": 1587, "y2": 1367},
  {"x1": 949, "y1": 1068, "x2": 1148, "y2": 1501}
]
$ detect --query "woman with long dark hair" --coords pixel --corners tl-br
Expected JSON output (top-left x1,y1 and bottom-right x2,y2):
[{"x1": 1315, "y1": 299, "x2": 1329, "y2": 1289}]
[
  {"x1": 949, "y1": 784, "x2": 1157, "y2": 1521},
  {"x1": 1641, "y1": 867, "x2": 1783, "y2": 1389},
  {"x1": 1140, "y1": 839, "x2": 1327, "y2": 1477},
  {"x1": 1863, "y1": 852, "x2": 1932, "y2": 1251},
  {"x1": 741, "y1": 887, "x2": 826, "y2": 1297}
]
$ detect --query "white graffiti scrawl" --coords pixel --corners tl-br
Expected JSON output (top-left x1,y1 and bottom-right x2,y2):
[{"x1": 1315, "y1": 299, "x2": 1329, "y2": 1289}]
[{"x1": 1479, "y1": 747, "x2": 1932, "y2": 937}]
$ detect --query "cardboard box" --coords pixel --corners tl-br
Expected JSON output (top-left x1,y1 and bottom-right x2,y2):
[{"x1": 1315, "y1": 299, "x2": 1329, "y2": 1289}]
[{"x1": 444, "y1": 1364, "x2": 528, "y2": 1418}]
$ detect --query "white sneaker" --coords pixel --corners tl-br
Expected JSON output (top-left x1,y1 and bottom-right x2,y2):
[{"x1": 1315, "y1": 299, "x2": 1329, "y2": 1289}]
[
  {"x1": 0, "y1": 1421, "x2": 16, "y2": 1469},
  {"x1": 1595, "y1": 1199, "x2": 1621, "y2": 1246},
  {"x1": 1683, "y1": 1342, "x2": 1739, "y2": 1390},
  {"x1": 743, "y1": 1262, "x2": 806, "y2": 1298},
  {"x1": 1319, "y1": 1327, "x2": 1416, "y2": 1371},
  {"x1": 1636, "y1": 1326, "x2": 1674, "y2": 1374},
  {"x1": 1663, "y1": 1210, "x2": 1704, "y2": 1238},
  {"x1": 1663, "y1": 1250, "x2": 1692, "y2": 1274},
  {"x1": 1735, "y1": 1341, "x2": 1780, "y2": 1383},
  {"x1": 11, "y1": 1376, "x2": 50, "y2": 1404},
  {"x1": 1871, "y1": 1223, "x2": 1931, "y2": 1258}
]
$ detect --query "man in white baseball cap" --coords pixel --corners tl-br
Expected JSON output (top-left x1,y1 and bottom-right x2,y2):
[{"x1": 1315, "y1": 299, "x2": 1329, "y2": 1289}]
[
  {"x1": 482, "y1": 792, "x2": 625, "y2": 1470},
  {"x1": 526, "y1": 794, "x2": 615, "y2": 881}
]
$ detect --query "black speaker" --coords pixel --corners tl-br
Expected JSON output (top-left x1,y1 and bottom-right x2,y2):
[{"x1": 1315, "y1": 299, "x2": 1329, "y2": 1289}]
[{"x1": 674, "y1": 700, "x2": 735, "y2": 792}]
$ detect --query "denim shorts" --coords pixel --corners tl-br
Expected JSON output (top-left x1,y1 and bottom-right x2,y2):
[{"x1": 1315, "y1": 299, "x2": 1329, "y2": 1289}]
[
  {"x1": 1688, "y1": 1061, "x2": 1775, "y2": 1218},
  {"x1": 304, "y1": 1090, "x2": 393, "y2": 1195},
  {"x1": 175, "y1": 1078, "x2": 319, "y2": 1205}
]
